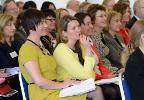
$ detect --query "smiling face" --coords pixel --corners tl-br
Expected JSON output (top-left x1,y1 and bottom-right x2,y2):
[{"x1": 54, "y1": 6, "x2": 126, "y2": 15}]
[
  {"x1": 63, "y1": 20, "x2": 81, "y2": 42},
  {"x1": 81, "y1": 15, "x2": 93, "y2": 36}
]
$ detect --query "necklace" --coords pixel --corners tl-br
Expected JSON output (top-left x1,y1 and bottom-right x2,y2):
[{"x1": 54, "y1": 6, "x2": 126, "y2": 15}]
[{"x1": 26, "y1": 39, "x2": 47, "y2": 55}]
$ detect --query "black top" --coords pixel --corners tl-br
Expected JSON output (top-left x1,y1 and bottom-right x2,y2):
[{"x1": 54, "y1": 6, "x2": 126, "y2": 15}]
[
  {"x1": 125, "y1": 47, "x2": 144, "y2": 100},
  {"x1": 0, "y1": 40, "x2": 21, "y2": 69},
  {"x1": 126, "y1": 16, "x2": 137, "y2": 29},
  {"x1": 40, "y1": 35, "x2": 54, "y2": 55}
]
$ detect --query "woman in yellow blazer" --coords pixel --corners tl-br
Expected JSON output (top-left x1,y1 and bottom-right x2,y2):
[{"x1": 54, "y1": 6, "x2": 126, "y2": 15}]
[
  {"x1": 53, "y1": 15, "x2": 105, "y2": 100},
  {"x1": 18, "y1": 9, "x2": 87, "y2": 100}
]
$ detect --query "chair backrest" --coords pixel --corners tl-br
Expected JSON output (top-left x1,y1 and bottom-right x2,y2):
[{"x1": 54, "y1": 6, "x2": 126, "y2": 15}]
[
  {"x1": 18, "y1": 73, "x2": 29, "y2": 100},
  {"x1": 122, "y1": 79, "x2": 131, "y2": 100},
  {"x1": 118, "y1": 73, "x2": 131, "y2": 100}
]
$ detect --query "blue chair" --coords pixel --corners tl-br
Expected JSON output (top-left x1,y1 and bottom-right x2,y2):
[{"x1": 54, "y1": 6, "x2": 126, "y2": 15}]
[
  {"x1": 18, "y1": 73, "x2": 29, "y2": 100},
  {"x1": 122, "y1": 79, "x2": 131, "y2": 100}
]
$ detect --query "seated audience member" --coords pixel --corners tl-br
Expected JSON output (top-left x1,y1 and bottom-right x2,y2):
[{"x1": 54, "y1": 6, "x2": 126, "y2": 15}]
[
  {"x1": 15, "y1": 12, "x2": 28, "y2": 45},
  {"x1": 56, "y1": 8, "x2": 69, "y2": 33},
  {"x1": 23, "y1": 1, "x2": 37, "y2": 10},
  {"x1": 66, "y1": 0, "x2": 80, "y2": 16},
  {"x1": 16, "y1": 1, "x2": 24, "y2": 13},
  {"x1": 126, "y1": 0, "x2": 144, "y2": 29},
  {"x1": 53, "y1": 15, "x2": 105, "y2": 100},
  {"x1": 3, "y1": 0, "x2": 19, "y2": 22},
  {"x1": 41, "y1": 1, "x2": 56, "y2": 11},
  {"x1": 75, "y1": 12, "x2": 122, "y2": 100},
  {"x1": 0, "y1": 14, "x2": 22, "y2": 100},
  {"x1": 79, "y1": 2, "x2": 91, "y2": 13},
  {"x1": 56, "y1": 8, "x2": 69, "y2": 21},
  {"x1": 113, "y1": 3, "x2": 131, "y2": 45},
  {"x1": 102, "y1": 0, "x2": 115, "y2": 12},
  {"x1": 18, "y1": 9, "x2": 89, "y2": 100},
  {"x1": 87, "y1": 4, "x2": 117, "y2": 72},
  {"x1": 125, "y1": 20, "x2": 144, "y2": 100},
  {"x1": 103, "y1": 11, "x2": 125, "y2": 69},
  {"x1": 40, "y1": 9, "x2": 57, "y2": 55}
]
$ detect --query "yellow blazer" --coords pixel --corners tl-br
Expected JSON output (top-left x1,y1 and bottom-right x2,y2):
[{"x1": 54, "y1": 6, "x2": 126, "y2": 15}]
[{"x1": 53, "y1": 43, "x2": 95, "y2": 81}]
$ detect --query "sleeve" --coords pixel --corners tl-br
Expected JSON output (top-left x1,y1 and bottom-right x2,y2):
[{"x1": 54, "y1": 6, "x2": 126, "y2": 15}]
[
  {"x1": 18, "y1": 45, "x2": 39, "y2": 66},
  {"x1": 53, "y1": 44, "x2": 95, "y2": 80}
]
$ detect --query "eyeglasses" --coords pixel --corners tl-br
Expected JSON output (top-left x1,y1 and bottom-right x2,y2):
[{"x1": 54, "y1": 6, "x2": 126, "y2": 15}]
[{"x1": 46, "y1": 18, "x2": 56, "y2": 22}]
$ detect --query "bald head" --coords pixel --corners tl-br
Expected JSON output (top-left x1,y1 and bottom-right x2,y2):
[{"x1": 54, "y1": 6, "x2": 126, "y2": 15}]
[{"x1": 133, "y1": 0, "x2": 144, "y2": 19}]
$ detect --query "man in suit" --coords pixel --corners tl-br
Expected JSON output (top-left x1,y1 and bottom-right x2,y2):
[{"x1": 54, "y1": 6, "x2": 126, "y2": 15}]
[{"x1": 126, "y1": 0, "x2": 144, "y2": 29}]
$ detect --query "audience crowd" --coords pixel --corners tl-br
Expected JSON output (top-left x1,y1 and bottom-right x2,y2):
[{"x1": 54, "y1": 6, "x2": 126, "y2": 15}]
[{"x1": 0, "y1": 0, "x2": 144, "y2": 100}]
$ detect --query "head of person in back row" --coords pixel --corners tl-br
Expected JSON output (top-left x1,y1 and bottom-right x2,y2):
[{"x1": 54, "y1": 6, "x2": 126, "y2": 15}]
[
  {"x1": 66, "y1": 0, "x2": 80, "y2": 16},
  {"x1": 16, "y1": 1, "x2": 24, "y2": 13},
  {"x1": 23, "y1": 0, "x2": 37, "y2": 10},
  {"x1": 41, "y1": 1, "x2": 56, "y2": 11},
  {"x1": 126, "y1": 0, "x2": 144, "y2": 29},
  {"x1": 3, "y1": 0, "x2": 19, "y2": 22},
  {"x1": 102, "y1": 0, "x2": 115, "y2": 12}
]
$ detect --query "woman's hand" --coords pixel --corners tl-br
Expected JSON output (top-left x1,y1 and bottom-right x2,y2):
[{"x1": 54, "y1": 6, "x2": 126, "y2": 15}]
[
  {"x1": 80, "y1": 35, "x2": 91, "y2": 56},
  {"x1": 61, "y1": 79, "x2": 81, "y2": 89},
  {"x1": 0, "y1": 69, "x2": 11, "y2": 78},
  {"x1": 80, "y1": 35, "x2": 90, "y2": 49},
  {"x1": 107, "y1": 72, "x2": 118, "y2": 79}
]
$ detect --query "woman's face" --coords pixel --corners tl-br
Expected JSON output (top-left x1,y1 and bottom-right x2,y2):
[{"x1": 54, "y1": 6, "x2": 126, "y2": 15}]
[
  {"x1": 3, "y1": 21, "x2": 16, "y2": 38},
  {"x1": 122, "y1": 7, "x2": 131, "y2": 23},
  {"x1": 81, "y1": 16, "x2": 93, "y2": 36},
  {"x1": 63, "y1": 20, "x2": 81, "y2": 42},
  {"x1": 94, "y1": 10, "x2": 107, "y2": 28},
  {"x1": 36, "y1": 19, "x2": 47, "y2": 36},
  {"x1": 45, "y1": 16, "x2": 56, "y2": 32},
  {"x1": 109, "y1": 14, "x2": 122, "y2": 33}
]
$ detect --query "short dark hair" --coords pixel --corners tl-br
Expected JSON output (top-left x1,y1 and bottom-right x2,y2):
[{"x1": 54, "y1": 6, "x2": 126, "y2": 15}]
[
  {"x1": 23, "y1": 1, "x2": 37, "y2": 10},
  {"x1": 113, "y1": 3, "x2": 130, "y2": 15},
  {"x1": 41, "y1": 1, "x2": 56, "y2": 12},
  {"x1": 74, "y1": 12, "x2": 91, "y2": 25},
  {"x1": 87, "y1": 4, "x2": 106, "y2": 22},
  {"x1": 42, "y1": 9, "x2": 56, "y2": 18},
  {"x1": 21, "y1": 9, "x2": 44, "y2": 35}
]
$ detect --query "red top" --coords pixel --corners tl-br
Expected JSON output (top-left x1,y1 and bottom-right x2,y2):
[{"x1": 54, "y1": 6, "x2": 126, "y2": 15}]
[
  {"x1": 119, "y1": 28, "x2": 130, "y2": 45},
  {"x1": 91, "y1": 43, "x2": 111, "y2": 80}
]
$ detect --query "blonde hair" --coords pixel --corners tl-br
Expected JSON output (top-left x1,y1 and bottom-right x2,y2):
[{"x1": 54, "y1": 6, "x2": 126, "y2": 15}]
[
  {"x1": 3, "y1": 0, "x2": 15, "y2": 12},
  {"x1": 0, "y1": 14, "x2": 14, "y2": 43},
  {"x1": 105, "y1": 11, "x2": 121, "y2": 32}
]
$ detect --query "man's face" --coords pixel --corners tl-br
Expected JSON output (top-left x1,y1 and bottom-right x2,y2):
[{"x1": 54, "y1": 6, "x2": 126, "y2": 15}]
[{"x1": 136, "y1": 0, "x2": 144, "y2": 19}]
